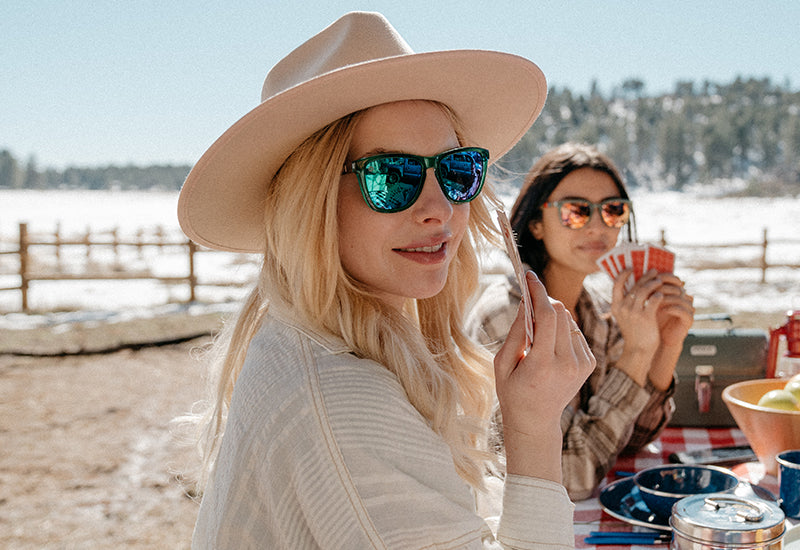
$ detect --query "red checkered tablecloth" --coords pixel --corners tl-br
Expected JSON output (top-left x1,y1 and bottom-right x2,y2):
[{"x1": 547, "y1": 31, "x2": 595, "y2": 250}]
[{"x1": 573, "y1": 427, "x2": 781, "y2": 548}]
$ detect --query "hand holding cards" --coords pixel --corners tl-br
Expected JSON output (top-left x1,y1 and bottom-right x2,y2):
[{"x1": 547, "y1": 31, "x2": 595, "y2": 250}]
[
  {"x1": 597, "y1": 242, "x2": 675, "y2": 290},
  {"x1": 496, "y1": 209, "x2": 534, "y2": 347}
]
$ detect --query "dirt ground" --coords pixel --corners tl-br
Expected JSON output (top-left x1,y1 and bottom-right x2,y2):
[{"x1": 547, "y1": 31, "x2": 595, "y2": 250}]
[{"x1": 0, "y1": 334, "x2": 212, "y2": 549}]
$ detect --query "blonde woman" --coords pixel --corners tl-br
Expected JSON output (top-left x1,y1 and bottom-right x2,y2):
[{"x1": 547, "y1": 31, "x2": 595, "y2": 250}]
[{"x1": 178, "y1": 12, "x2": 593, "y2": 549}]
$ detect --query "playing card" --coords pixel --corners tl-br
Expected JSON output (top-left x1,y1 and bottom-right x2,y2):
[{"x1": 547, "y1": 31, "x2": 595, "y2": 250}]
[
  {"x1": 613, "y1": 251, "x2": 627, "y2": 281},
  {"x1": 610, "y1": 241, "x2": 632, "y2": 291},
  {"x1": 628, "y1": 245, "x2": 646, "y2": 279},
  {"x1": 601, "y1": 256, "x2": 618, "y2": 278},
  {"x1": 597, "y1": 242, "x2": 675, "y2": 286},
  {"x1": 596, "y1": 249, "x2": 619, "y2": 279},
  {"x1": 496, "y1": 209, "x2": 534, "y2": 347},
  {"x1": 645, "y1": 244, "x2": 675, "y2": 273},
  {"x1": 626, "y1": 243, "x2": 648, "y2": 291}
]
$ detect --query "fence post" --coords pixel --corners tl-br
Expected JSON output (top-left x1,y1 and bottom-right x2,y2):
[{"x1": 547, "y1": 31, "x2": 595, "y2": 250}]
[
  {"x1": 112, "y1": 227, "x2": 120, "y2": 268},
  {"x1": 136, "y1": 228, "x2": 145, "y2": 259},
  {"x1": 84, "y1": 226, "x2": 91, "y2": 261},
  {"x1": 19, "y1": 223, "x2": 29, "y2": 313},
  {"x1": 187, "y1": 239, "x2": 197, "y2": 302},
  {"x1": 761, "y1": 228, "x2": 768, "y2": 284},
  {"x1": 54, "y1": 221, "x2": 62, "y2": 270}
]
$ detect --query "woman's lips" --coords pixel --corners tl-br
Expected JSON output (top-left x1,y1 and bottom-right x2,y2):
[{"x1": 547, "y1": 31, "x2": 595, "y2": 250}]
[
  {"x1": 396, "y1": 243, "x2": 444, "y2": 253},
  {"x1": 394, "y1": 241, "x2": 448, "y2": 264},
  {"x1": 579, "y1": 241, "x2": 610, "y2": 255}
]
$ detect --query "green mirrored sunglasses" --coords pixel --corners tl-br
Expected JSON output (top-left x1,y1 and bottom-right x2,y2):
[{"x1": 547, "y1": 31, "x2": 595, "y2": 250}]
[{"x1": 342, "y1": 147, "x2": 489, "y2": 213}]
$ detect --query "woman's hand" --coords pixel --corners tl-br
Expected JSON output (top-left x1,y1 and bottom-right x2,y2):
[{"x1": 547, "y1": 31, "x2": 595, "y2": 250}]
[
  {"x1": 652, "y1": 273, "x2": 694, "y2": 347},
  {"x1": 611, "y1": 269, "x2": 663, "y2": 354},
  {"x1": 612, "y1": 269, "x2": 694, "y2": 348},
  {"x1": 494, "y1": 271, "x2": 595, "y2": 481},
  {"x1": 611, "y1": 269, "x2": 695, "y2": 388}
]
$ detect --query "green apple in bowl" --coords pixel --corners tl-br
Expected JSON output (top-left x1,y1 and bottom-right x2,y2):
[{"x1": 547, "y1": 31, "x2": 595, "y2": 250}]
[{"x1": 758, "y1": 389, "x2": 800, "y2": 411}]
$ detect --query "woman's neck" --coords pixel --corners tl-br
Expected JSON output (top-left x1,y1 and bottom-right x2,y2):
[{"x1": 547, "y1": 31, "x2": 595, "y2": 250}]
[{"x1": 542, "y1": 264, "x2": 585, "y2": 313}]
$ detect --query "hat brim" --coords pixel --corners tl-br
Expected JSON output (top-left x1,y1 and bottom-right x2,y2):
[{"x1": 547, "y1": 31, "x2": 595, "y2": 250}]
[{"x1": 178, "y1": 49, "x2": 546, "y2": 252}]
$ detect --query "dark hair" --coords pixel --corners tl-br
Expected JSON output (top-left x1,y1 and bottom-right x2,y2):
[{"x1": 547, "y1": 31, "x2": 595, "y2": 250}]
[{"x1": 510, "y1": 142, "x2": 635, "y2": 275}]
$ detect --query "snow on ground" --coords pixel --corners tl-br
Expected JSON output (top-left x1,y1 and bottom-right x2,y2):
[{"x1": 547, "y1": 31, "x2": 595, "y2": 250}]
[{"x1": 1, "y1": 188, "x2": 799, "y2": 329}]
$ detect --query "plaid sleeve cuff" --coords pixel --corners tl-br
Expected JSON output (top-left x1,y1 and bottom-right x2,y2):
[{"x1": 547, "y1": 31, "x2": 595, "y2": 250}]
[
  {"x1": 592, "y1": 367, "x2": 652, "y2": 414},
  {"x1": 625, "y1": 377, "x2": 676, "y2": 451}
]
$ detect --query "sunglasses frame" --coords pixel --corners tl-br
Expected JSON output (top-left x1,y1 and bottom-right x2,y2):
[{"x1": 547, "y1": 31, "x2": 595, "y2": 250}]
[
  {"x1": 343, "y1": 147, "x2": 489, "y2": 213},
  {"x1": 543, "y1": 197, "x2": 632, "y2": 229}
]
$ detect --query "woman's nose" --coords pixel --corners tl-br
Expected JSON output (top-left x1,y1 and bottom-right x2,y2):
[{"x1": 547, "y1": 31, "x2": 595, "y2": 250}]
[
  {"x1": 583, "y1": 207, "x2": 607, "y2": 231},
  {"x1": 410, "y1": 168, "x2": 454, "y2": 223}
]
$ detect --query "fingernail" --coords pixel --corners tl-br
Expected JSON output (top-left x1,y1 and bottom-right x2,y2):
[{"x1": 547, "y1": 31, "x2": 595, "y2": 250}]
[{"x1": 526, "y1": 270, "x2": 539, "y2": 282}]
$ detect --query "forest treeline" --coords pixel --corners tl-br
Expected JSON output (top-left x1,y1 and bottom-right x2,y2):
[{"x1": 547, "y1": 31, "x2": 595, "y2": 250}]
[
  {"x1": 2, "y1": 76, "x2": 799, "y2": 195},
  {"x1": 0, "y1": 156, "x2": 190, "y2": 192}
]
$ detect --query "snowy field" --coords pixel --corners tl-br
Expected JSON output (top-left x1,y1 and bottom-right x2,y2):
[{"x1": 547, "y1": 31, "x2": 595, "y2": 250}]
[{"x1": 1, "y1": 188, "x2": 799, "y2": 328}]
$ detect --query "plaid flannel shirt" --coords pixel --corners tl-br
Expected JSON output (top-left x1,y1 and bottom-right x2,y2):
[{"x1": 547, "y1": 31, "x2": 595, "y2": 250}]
[{"x1": 466, "y1": 272, "x2": 675, "y2": 501}]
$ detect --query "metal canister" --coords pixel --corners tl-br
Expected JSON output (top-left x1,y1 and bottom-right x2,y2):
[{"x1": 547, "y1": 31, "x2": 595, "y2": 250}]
[{"x1": 670, "y1": 494, "x2": 785, "y2": 549}]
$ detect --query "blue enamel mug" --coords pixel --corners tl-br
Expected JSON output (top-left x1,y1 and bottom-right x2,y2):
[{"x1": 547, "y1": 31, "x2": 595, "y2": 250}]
[{"x1": 777, "y1": 449, "x2": 800, "y2": 519}]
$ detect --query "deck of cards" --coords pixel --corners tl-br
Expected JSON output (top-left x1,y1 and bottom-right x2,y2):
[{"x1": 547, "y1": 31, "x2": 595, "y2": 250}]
[
  {"x1": 496, "y1": 209, "x2": 534, "y2": 348},
  {"x1": 597, "y1": 242, "x2": 675, "y2": 291}
]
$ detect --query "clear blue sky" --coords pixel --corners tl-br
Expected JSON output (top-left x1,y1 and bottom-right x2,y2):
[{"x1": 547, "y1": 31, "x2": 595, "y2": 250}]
[{"x1": 3, "y1": 1, "x2": 799, "y2": 169}]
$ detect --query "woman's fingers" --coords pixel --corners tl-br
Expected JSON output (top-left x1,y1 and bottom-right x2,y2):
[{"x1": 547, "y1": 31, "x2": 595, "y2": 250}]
[
  {"x1": 496, "y1": 270, "x2": 591, "y2": 379},
  {"x1": 494, "y1": 297, "x2": 530, "y2": 380},
  {"x1": 557, "y1": 311, "x2": 595, "y2": 377},
  {"x1": 553, "y1": 300, "x2": 578, "y2": 352},
  {"x1": 526, "y1": 271, "x2": 556, "y2": 342},
  {"x1": 495, "y1": 271, "x2": 552, "y2": 376},
  {"x1": 616, "y1": 270, "x2": 690, "y2": 310},
  {"x1": 527, "y1": 274, "x2": 594, "y2": 385},
  {"x1": 612, "y1": 268, "x2": 632, "y2": 303}
]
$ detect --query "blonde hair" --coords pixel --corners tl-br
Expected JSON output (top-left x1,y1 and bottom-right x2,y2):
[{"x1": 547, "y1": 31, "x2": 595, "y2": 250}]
[{"x1": 191, "y1": 101, "x2": 502, "y2": 490}]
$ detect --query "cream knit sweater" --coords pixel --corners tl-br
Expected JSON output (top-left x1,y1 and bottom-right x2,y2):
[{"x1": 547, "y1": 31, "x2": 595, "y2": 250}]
[{"x1": 192, "y1": 308, "x2": 575, "y2": 549}]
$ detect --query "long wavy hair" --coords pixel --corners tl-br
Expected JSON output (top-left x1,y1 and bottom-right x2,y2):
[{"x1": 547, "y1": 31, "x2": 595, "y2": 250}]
[
  {"x1": 510, "y1": 142, "x2": 635, "y2": 276},
  {"x1": 188, "y1": 101, "x2": 502, "y2": 491}
]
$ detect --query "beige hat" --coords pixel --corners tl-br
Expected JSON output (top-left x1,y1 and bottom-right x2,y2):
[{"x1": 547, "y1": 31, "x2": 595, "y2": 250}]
[{"x1": 178, "y1": 11, "x2": 547, "y2": 252}]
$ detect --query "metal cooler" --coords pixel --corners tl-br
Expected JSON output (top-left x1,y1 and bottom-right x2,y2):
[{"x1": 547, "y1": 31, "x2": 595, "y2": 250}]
[{"x1": 669, "y1": 316, "x2": 768, "y2": 427}]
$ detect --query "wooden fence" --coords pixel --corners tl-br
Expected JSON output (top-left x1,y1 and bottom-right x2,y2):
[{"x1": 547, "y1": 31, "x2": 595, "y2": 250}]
[
  {"x1": 0, "y1": 223, "x2": 252, "y2": 312},
  {"x1": 656, "y1": 227, "x2": 800, "y2": 283},
  {"x1": 1, "y1": 223, "x2": 799, "y2": 313}
]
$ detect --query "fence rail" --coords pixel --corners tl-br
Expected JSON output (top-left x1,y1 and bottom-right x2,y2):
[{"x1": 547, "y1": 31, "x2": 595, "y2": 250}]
[{"x1": 1, "y1": 223, "x2": 799, "y2": 313}]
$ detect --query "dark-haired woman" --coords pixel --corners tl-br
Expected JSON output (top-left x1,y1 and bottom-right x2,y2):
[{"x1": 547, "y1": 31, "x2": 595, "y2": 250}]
[{"x1": 468, "y1": 143, "x2": 694, "y2": 500}]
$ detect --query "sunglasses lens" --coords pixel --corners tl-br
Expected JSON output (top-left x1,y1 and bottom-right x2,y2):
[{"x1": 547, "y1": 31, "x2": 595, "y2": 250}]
[
  {"x1": 362, "y1": 156, "x2": 424, "y2": 212},
  {"x1": 438, "y1": 149, "x2": 487, "y2": 203},
  {"x1": 560, "y1": 201, "x2": 592, "y2": 228},
  {"x1": 601, "y1": 201, "x2": 630, "y2": 228}
]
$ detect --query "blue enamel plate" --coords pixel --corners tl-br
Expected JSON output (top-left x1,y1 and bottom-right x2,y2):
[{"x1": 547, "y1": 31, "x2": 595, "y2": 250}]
[{"x1": 598, "y1": 477, "x2": 672, "y2": 531}]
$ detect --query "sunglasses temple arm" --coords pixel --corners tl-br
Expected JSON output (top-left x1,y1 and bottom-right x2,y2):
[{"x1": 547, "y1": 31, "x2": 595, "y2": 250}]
[{"x1": 628, "y1": 209, "x2": 639, "y2": 244}]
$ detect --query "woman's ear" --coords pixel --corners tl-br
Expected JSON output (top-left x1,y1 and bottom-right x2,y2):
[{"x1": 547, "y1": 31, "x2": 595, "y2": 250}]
[{"x1": 528, "y1": 219, "x2": 544, "y2": 240}]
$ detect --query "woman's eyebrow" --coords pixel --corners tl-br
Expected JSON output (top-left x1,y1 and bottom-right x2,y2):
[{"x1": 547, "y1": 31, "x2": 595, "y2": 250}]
[
  {"x1": 554, "y1": 195, "x2": 624, "y2": 201},
  {"x1": 353, "y1": 148, "x2": 392, "y2": 158}
]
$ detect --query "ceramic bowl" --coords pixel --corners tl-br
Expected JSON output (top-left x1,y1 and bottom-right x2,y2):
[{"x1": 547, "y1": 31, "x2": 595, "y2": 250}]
[
  {"x1": 722, "y1": 378, "x2": 800, "y2": 475},
  {"x1": 633, "y1": 464, "x2": 739, "y2": 518}
]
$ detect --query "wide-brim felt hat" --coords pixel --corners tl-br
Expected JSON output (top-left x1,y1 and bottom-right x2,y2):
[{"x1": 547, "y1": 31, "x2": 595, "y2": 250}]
[{"x1": 178, "y1": 11, "x2": 547, "y2": 252}]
